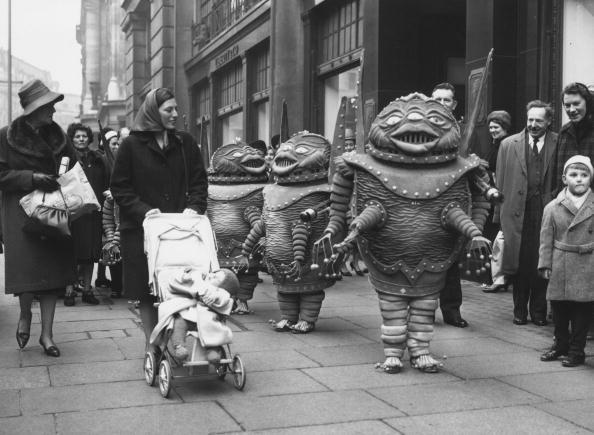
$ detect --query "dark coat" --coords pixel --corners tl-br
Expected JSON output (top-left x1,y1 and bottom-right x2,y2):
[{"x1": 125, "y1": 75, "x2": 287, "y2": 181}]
[
  {"x1": 539, "y1": 189, "x2": 594, "y2": 302},
  {"x1": 0, "y1": 116, "x2": 77, "y2": 294},
  {"x1": 552, "y1": 118, "x2": 594, "y2": 194},
  {"x1": 494, "y1": 129, "x2": 558, "y2": 274},
  {"x1": 110, "y1": 130, "x2": 208, "y2": 231}
]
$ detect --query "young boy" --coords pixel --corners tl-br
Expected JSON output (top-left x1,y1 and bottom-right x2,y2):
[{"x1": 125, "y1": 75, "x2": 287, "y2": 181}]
[
  {"x1": 538, "y1": 155, "x2": 594, "y2": 367},
  {"x1": 150, "y1": 268, "x2": 239, "y2": 363}
]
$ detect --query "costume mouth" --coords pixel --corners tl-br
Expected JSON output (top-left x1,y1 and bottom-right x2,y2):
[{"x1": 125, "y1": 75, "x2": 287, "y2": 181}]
[
  {"x1": 240, "y1": 155, "x2": 267, "y2": 174},
  {"x1": 393, "y1": 132, "x2": 438, "y2": 144},
  {"x1": 390, "y1": 131, "x2": 439, "y2": 154},
  {"x1": 272, "y1": 155, "x2": 298, "y2": 175}
]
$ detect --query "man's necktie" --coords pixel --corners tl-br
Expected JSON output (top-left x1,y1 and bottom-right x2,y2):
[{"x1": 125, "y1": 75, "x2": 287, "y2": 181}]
[{"x1": 532, "y1": 137, "x2": 539, "y2": 156}]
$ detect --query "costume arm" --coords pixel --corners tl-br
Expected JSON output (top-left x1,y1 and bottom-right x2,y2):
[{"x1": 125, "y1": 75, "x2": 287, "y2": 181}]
[
  {"x1": 241, "y1": 218, "x2": 265, "y2": 257},
  {"x1": 442, "y1": 202, "x2": 481, "y2": 239},
  {"x1": 102, "y1": 197, "x2": 116, "y2": 242},
  {"x1": 325, "y1": 157, "x2": 354, "y2": 238},
  {"x1": 537, "y1": 204, "x2": 555, "y2": 271},
  {"x1": 243, "y1": 205, "x2": 262, "y2": 229}
]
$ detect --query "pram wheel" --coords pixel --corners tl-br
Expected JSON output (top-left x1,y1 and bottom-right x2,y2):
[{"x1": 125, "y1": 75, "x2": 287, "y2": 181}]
[
  {"x1": 144, "y1": 351, "x2": 157, "y2": 386},
  {"x1": 216, "y1": 347, "x2": 228, "y2": 380},
  {"x1": 232, "y1": 355, "x2": 246, "y2": 390},
  {"x1": 158, "y1": 359, "x2": 172, "y2": 398}
]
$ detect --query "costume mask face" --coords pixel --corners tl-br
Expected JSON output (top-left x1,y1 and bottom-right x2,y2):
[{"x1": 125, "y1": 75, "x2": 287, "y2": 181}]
[
  {"x1": 209, "y1": 143, "x2": 267, "y2": 177},
  {"x1": 368, "y1": 93, "x2": 460, "y2": 163},
  {"x1": 271, "y1": 132, "x2": 330, "y2": 179}
]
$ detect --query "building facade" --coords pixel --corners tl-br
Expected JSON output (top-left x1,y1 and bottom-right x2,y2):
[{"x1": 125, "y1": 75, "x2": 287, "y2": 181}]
[
  {"x1": 120, "y1": 0, "x2": 594, "y2": 161},
  {"x1": 78, "y1": 0, "x2": 127, "y2": 130}
]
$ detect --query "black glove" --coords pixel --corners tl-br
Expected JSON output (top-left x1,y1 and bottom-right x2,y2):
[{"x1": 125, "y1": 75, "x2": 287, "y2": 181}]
[{"x1": 32, "y1": 173, "x2": 60, "y2": 192}]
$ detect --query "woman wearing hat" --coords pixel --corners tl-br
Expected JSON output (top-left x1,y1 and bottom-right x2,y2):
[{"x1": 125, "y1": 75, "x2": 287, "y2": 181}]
[
  {"x1": 110, "y1": 88, "x2": 208, "y2": 352},
  {"x1": 0, "y1": 79, "x2": 77, "y2": 357},
  {"x1": 483, "y1": 110, "x2": 512, "y2": 293}
]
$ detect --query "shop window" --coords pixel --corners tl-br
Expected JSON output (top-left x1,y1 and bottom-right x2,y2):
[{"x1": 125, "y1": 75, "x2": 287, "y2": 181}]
[
  {"x1": 323, "y1": 68, "x2": 358, "y2": 139},
  {"x1": 255, "y1": 100, "x2": 270, "y2": 142},
  {"x1": 250, "y1": 44, "x2": 270, "y2": 143},
  {"x1": 217, "y1": 62, "x2": 243, "y2": 145},
  {"x1": 197, "y1": 83, "x2": 210, "y2": 119},
  {"x1": 218, "y1": 62, "x2": 243, "y2": 108},
  {"x1": 318, "y1": 0, "x2": 362, "y2": 64},
  {"x1": 221, "y1": 111, "x2": 243, "y2": 145}
]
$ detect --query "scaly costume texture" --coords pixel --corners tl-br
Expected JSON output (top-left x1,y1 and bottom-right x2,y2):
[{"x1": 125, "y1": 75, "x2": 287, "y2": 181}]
[
  {"x1": 206, "y1": 143, "x2": 268, "y2": 314},
  {"x1": 320, "y1": 93, "x2": 494, "y2": 372},
  {"x1": 242, "y1": 132, "x2": 336, "y2": 333}
]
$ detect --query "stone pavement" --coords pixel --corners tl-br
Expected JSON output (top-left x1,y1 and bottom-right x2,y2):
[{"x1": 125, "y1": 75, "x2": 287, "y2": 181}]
[{"x1": 1, "y1": 255, "x2": 593, "y2": 434}]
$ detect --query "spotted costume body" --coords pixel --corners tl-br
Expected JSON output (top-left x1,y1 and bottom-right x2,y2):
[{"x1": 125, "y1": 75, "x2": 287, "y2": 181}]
[
  {"x1": 207, "y1": 143, "x2": 268, "y2": 313},
  {"x1": 321, "y1": 93, "x2": 494, "y2": 372}
]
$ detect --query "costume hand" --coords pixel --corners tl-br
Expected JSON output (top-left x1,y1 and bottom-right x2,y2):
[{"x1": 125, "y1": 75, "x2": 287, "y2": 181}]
[
  {"x1": 538, "y1": 268, "x2": 551, "y2": 280},
  {"x1": 182, "y1": 208, "x2": 198, "y2": 215},
  {"x1": 145, "y1": 208, "x2": 161, "y2": 217},
  {"x1": 32, "y1": 173, "x2": 60, "y2": 192},
  {"x1": 103, "y1": 190, "x2": 113, "y2": 201}
]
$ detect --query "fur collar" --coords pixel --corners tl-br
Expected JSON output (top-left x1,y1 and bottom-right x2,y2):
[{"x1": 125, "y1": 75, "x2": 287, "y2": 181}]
[{"x1": 6, "y1": 116, "x2": 69, "y2": 159}]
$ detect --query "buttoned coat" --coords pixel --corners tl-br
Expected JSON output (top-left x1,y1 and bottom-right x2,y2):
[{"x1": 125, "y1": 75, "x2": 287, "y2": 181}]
[
  {"x1": 538, "y1": 189, "x2": 594, "y2": 302},
  {"x1": 494, "y1": 129, "x2": 558, "y2": 274}
]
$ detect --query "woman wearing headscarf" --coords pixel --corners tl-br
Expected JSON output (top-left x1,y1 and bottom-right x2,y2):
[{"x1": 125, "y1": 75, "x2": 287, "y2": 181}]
[
  {"x1": 110, "y1": 88, "x2": 208, "y2": 352},
  {"x1": 483, "y1": 110, "x2": 512, "y2": 293},
  {"x1": 0, "y1": 79, "x2": 77, "y2": 357}
]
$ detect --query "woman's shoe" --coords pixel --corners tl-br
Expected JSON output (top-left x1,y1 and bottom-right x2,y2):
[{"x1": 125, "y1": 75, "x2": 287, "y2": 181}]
[
  {"x1": 482, "y1": 283, "x2": 508, "y2": 293},
  {"x1": 82, "y1": 292, "x2": 100, "y2": 305},
  {"x1": 16, "y1": 313, "x2": 32, "y2": 349},
  {"x1": 39, "y1": 338, "x2": 60, "y2": 357}
]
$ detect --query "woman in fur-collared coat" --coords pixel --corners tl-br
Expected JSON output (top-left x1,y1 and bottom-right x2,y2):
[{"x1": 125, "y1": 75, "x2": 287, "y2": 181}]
[{"x1": 0, "y1": 79, "x2": 77, "y2": 357}]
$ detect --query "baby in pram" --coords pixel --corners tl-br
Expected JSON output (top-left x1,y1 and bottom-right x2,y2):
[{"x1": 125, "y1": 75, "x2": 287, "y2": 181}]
[{"x1": 149, "y1": 268, "x2": 239, "y2": 364}]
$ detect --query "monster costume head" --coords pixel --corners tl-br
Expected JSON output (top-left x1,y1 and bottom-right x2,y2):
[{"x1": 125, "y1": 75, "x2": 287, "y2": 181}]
[
  {"x1": 272, "y1": 131, "x2": 331, "y2": 184},
  {"x1": 208, "y1": 142, "x2": 268, "y2": 184},
  {"x1": 368, "y1": 93, "x2": 461, "y2": 164}
]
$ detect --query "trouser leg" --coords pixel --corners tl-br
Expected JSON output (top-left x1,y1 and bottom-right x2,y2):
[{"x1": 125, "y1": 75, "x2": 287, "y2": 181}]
[
  {"x1": 440, "y1": 265, "x2": 462, "y2": 314},
  {"x1": 377, "y1": 291, "x2": 408, "y2": 359},
  {"x1": 568, "y1": 301, "x2": 594, "y2": 358},
  {"x1": 277, "y1": 292, "x2": 299, "y2": 323},
  {"x1": 551, "y1": 300, "x2": 570, "y2": 353},
  {"x1": 407, "y1": 294, "x2": 439, "y2": 358},
  {"x1": 109, "y1": 263, "x2": 123, "y2": 292},
  {"x1": 512, "y1": 270, "x2": 530, "y2": 320},
  {"x1": 299, "y1": 291, "x2": 325, "y2": 323}
]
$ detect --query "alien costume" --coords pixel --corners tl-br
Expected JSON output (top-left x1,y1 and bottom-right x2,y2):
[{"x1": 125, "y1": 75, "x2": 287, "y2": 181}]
[
  {"x1": 318, "y1": 93, "x2": 495, "y2": 372},
  {"x1": 207, "y1": 143, "x2": 268, "y2": 314}
]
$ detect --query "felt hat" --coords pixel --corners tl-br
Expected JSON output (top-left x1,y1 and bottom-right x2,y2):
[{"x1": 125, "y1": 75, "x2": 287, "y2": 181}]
[
  {"x1": 564, "y1": 155, "x2": 594, "y2": 176},
  {"x1": 18, "y1": 79, "x2": 64, "y2": 116},
  {"x1": 487, "y1": 110, "x2": 511, "y2": 132}
]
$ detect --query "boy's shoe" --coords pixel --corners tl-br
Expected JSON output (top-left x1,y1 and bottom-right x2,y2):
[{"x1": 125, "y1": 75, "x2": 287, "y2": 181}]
[
  {"x1": 64, "y1": 293, "x2": 76, "y2": 307},
  {"x1": 540, "y1": 348, "x2": 567, "y2": 362},
  {"x1": 205, "y1": 347, "x2": 222, "y2": 364},
  {"x1": 82, "y1": 292, "x2": 100, "y2": 305},
  {"x1": 95, "y1": 278, "x2": 111, "y2": 289},
  {"x1": 561, "y1": 355, "x2": 585, "y2": 367}
]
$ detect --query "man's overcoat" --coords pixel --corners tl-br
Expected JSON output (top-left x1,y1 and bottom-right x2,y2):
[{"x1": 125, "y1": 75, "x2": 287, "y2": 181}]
[
  {"x1": 538, "y1": 189, "x2": 594, "y2": 302},
  {"x1": 494, "y1": 129, "x2": 558, "y2": 274}
]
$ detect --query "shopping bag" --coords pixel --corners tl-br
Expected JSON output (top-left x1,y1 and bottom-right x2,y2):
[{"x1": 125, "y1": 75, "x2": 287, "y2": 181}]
[{"x1": 22, "y1": 190, "x2": 71, "y2": 241}]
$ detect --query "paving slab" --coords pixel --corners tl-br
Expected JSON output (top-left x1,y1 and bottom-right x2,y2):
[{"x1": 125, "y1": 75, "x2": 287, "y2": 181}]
[
  {"x1": 0, "y1": 390, "x2": 21, "y2": 418},
  {"x1": 499, "y1": 369, "x2": 594, "y2": 401},
  {"x1": 113, "y1": 336, "x2": 146, "y2": 359},
  {"x1": 54, "y1": 332, "x2": 89, "y2": 343},
  {"x1": 0, "y1": 348, "x2": 21, "y2": 368},
  {"x1": 52, "y1": 318, "x2": 138, "y2": 334},
  {"x1": 21, "y1": 338, "x2": 124, "y2": 367},
  {"x1": 21, "y1": 380, "x2": 178, "y2": 415},
  {"x1": 0, "y1": 366, "x2": 49, "y2": 390},
  {"x1": 297, "y1": 343, "x2": 384, "y2": 367},
  {"x1": 369, "y1": 378, "x2": 545, "y2": 416},
  {"x1": 429, "y1": 337, "x2": 530, "y2": 358},
  {"x1": 230, "y1": 330, "x2": 308, "y2": 353},
  {"x1": 303, "y1": 364, "x2": 459, "y2": 390},
  {"x1": 239, "y1": 349, "x2": 320, "y2": 372},
  {"x1": 443, "y1": 351, "x2": 573, "y2": 379},
  {"x1": 52, "y1": 308, "x2": 135, "y2": 322},
  {"x1": 0, "y1": 415, "x2": 55, "y2": 435},
  {"x1": 218, "y1": 390, "x2": 404, "y2": 431},
  {"x1": 89, "y1": 329, "x2": 127, "y2": 339},
  {"x1": 56, "y1": 402, "x2": 240, "y2": 435},
  {"x1": 222, "y1": 420, "x2": 398, "y2": 434},
  {"x1": 291, "y1": 330, "x2": 375, "y2": 348},
  {"x1": 535, "y1": 399, "x2": 594, "y2": 431},
  {"x1": 182, "y1": 368, "x2": 327, "y2": 401},
  {"x1": 385, "y1": 405, "x2": 591, "y2": 435},
  {"x1": 49, "y1": 359, "x2": 143, "y2": 386}
]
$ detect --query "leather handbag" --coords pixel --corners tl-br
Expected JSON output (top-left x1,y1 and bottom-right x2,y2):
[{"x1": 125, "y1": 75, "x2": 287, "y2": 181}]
[{"x1": 22, "y1": 189, "x2": 71, "y2": 241}]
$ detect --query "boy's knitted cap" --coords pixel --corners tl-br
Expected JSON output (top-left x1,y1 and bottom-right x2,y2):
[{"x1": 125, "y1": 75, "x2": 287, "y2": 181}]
[{"x1": 564, "y1": 155, "x2": 594, "y2": 176}]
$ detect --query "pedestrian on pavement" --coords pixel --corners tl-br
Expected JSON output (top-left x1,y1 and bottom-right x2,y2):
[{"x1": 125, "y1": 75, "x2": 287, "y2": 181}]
[
  {"x1": 431, "y1": 82, "x2": 468, "y2": 328},
  {"x1": 64, "y1": 123, "x2": 110, "y2": 306},
  {"x1": 494, "y1": 100, "x2": 558, "y2": 326},
  {"x1": 483, "y1": 110, "x2": 512, "y2": 293},
  {"x1": 539, "y1": 155, "x2": 594, "y2": 367},
  {"x1": 0, "y1": 79, "x2": 78, "y2": 357},
  {"x1": 552, "y1": 82, "x2": 594, "y2": 194},
  {"x1": 111, "y1": 88, "x2": 208, "y2": 353}
]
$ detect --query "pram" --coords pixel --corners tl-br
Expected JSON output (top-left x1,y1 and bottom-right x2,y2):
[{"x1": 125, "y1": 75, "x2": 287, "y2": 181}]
[{"x1": 142, "y1": 213, "x2": 246, "y2": 398}]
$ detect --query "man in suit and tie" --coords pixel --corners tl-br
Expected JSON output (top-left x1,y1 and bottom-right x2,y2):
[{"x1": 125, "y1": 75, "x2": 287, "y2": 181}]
[{"x1": 494, "y1": 100, "x2": 558, "y2": 326}]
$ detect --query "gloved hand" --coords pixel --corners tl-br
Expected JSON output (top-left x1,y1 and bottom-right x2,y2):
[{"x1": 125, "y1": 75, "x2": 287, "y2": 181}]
[{"x1": 32, "y1": 173, "x2": 60, "y2": 192}]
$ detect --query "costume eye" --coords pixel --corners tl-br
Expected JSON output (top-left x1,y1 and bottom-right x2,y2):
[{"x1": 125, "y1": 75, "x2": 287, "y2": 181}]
[
  {"x1": 386, "y1": 115, "x2": 402, "y2": 125},
  {"x1": 295, "y1": 146, "x2": 308, "y2": 154},
  {"x1": 428, "y1": 115, "x2": 446, "y2": 125},
  {"x1": 232, "y1": 152, "x2": 243, "y2": 158}
]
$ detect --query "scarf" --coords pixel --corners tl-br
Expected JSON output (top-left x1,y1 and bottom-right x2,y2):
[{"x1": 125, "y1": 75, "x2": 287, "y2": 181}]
[
  {"x1": 132, "y1": 89, "x2": 166, "y2": 132},
  {"x1": 565, "y1": 187, "x2": 591, "y2": 210}
]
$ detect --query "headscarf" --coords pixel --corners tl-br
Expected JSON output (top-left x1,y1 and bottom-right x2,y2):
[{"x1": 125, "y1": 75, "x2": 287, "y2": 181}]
[{"x1": 132, "y1": 89, "x2": 167, "y2": 132}]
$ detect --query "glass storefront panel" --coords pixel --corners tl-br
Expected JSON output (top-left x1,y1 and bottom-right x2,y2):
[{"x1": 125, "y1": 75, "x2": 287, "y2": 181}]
[
  {"x1": 256, "y1": 100, "x2": 269, "y2": 143},
  {"x1": 221, "y1": 111, "x2": 243, "y2": 145},
  {"x1": 323, "y1": 68, "x2": 358, "y2": 139}
]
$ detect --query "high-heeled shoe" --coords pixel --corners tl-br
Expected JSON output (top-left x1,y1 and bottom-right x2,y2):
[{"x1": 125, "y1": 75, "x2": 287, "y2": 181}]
[
  {"x1": 39, "y1": 338, "x2": 60, "y2": 357},
  {"x1": 16, "y1": 314, "x2": 32, "y2": 349}
]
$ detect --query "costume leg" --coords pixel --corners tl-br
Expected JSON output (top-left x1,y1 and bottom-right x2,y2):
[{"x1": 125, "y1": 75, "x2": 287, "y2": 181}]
[
  {"x1": 233, "y1": 268, "x2": 259, "y2": 314},
  {"x1": 408, "y1": 294, "x2": 440, "y2": 372},
  {"x1": 271, "y1": 291, "x2": 299, "y2": 331},
  {"x1": 291, "y1": 291, "x2": 325, "y2": 333},
  {"x1": 551, "y1": 300, "x2": 570, "y2": 353},
  {"x1": 376, "y1": 291, "x2": 408, "y2": 373}
]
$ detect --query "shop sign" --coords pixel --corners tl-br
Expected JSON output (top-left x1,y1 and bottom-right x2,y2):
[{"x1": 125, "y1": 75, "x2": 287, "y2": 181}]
[{"x1": 214, "y1": 45, "x2": 240, "y2": 69}]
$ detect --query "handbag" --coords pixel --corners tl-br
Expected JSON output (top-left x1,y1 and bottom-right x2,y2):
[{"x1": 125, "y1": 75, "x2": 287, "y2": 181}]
[{"x1": 22, "y1": 189, "x2": 71, "y2": 241}]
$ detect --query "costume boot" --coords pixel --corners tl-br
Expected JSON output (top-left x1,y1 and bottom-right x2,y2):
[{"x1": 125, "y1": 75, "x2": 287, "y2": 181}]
[
  {"x1": 377, "y1": 291, "x2": 408, "y2": 373},
  {"x1": 407, "y1": 295, "x2": 441, "y2": 373}
]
